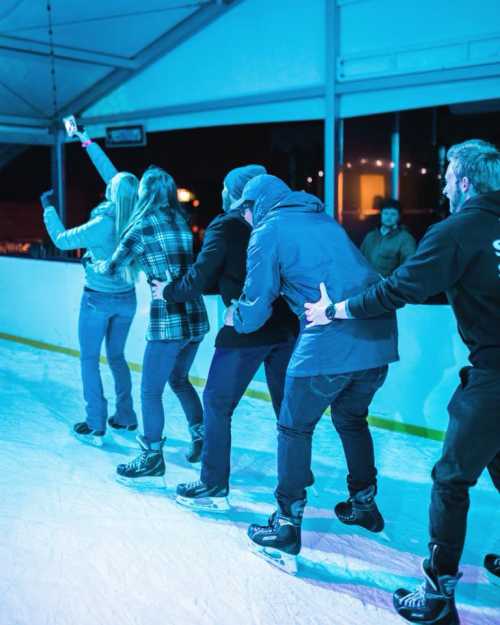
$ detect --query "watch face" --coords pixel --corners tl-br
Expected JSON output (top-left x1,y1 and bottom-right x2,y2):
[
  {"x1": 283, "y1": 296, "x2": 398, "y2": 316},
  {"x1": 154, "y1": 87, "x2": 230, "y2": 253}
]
[{"x1": 326, "y1": 304, "x2": 336, "y2": 321}]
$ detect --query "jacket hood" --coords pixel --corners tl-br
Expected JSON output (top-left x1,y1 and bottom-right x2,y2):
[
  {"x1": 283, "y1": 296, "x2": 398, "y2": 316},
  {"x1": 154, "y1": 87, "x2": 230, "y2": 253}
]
[
  {"x1": 462, "y1": 190, "x2": 500, "y2": 217},
  {"x1": 249, "y1": 175, "x2": 291, "y2": 226},
  {"x1": 253, "y1": 184, "x2": 324, "y2": 226}
]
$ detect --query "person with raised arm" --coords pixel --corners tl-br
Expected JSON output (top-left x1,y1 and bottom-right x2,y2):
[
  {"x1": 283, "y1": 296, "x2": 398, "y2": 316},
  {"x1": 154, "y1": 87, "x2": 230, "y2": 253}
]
[{"x1": 41, "y1": 130, "x2": 139, "y2": 446}]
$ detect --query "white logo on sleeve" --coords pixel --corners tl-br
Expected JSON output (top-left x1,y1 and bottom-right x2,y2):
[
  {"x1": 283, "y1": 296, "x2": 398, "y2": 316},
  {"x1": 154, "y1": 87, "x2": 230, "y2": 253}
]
[{"x1": 493, "y1": 239, "x2": 500, "y2": 278}]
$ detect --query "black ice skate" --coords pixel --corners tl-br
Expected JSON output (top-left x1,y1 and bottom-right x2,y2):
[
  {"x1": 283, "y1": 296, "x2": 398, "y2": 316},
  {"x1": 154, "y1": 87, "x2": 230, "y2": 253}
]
[
  {"x1": 176, "y1": 479, "x2": 229, "y2": 512},
  {"x1": 247, "y1": 499, "x2": 306, "y2": 575},
  {"x1": 393, "y1": 546, "x2": 462, "y2": 625},
  {"x1": 185, "y1": 423, "x2": 204, "y2": 463},
  {"x1": 73, "y1": 422, "x2": 105, "y2": 447},
  {"x1": 116, "y1": 435, "x2": 166, "y2": 485},
  {"x1": 108, "y1": 416, "x2": 137, "y2": 432},
  {"x1": 484, "y1": 553, "x2": 500, "y2": 585},
  {"x1": 334, "y1": 484, "x2": 385, "y2": 533}
]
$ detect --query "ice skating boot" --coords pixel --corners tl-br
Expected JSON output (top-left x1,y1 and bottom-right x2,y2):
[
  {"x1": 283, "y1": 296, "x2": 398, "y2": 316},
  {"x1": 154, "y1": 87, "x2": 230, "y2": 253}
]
[
  {"x1": 393, "y1": 546, "x2": 462, "y2": 624},
  {"x1": 484, "y1": 553, "x2": 500, "y2": 585},
  {"x1": 116, "y1": 435, "x2": 166, "y2": 485},
  {"x1": 185, "y1": 423, "x2": 204, "y2": 463},
  {"x1": 334, "y1": 484, "x2": 384, "y2": 533},
  {"x1": 73, "y1": 422, "x2": 105, "y2": 447},
  {"x1": 176, "y1": 479, "x2": 229, "y2": 512},
  {"x1": 247, "y1": 499, "x2": 306, "y2": 575},
  {"x1": 108, "y1": 416, "x2": 137, "y2": 432}
]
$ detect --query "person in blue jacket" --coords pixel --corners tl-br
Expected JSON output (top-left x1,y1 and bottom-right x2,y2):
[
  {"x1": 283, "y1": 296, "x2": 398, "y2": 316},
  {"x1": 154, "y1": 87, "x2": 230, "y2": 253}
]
[
  {"x1": 225, "y1": 174, "x2": 398, "y2": 571},
  {"x1": 41, "y1": 131, "x2": 139, "y2": 445}
]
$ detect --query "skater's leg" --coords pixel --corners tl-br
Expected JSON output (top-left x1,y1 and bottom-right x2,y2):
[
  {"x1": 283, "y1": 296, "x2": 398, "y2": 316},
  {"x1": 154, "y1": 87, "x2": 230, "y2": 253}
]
[
  {"x1": 168, "y1": 339, "x2": 203, "y2": 428},
  {"x1": 105, "y1": 292, "x2": 137, "y2": 426},
  {"x1": 275, "y1": 373, "x2": 349, "y2": 510},
  {"x1": 263, "y1": 339, "x2": 295, "y2": 417},
  {"x1": 78, "y1": 291, "x2": 111, "y2": 431},
  {"x1": 429, "y1": 367, "x2": 500, "y2": 575},
  {"x1": 141, "y1": 339, "x2": 184, "y2": 444},
  {"x1": 201, "y1": 345, "x2": 269, "y2": 487},
  {"x1": 331, "y1": 365, "x2": 388, "y2": 495},
  {"x1": 487, "y1": 450, "x2": 500, "y2": 493}
]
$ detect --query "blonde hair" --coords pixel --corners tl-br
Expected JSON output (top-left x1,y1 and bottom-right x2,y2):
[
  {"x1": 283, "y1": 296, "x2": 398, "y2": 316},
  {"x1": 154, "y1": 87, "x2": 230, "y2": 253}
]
[
  {"x1": 109, "y1": 171, "x2": 139, "y2": 283},
  {"x1": 447, "y1": 140, "x2": 500, "y2": 194}
]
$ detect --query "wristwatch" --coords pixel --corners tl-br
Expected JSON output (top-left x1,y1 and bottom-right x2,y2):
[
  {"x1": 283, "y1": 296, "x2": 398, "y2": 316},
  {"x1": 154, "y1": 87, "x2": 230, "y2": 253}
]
[{"x1": 325, "y1": 303, "x2": 336, "y2": 321}]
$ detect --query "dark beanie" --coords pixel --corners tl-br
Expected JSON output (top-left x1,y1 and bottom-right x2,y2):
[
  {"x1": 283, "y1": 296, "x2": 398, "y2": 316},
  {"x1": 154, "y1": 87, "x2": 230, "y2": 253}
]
[{"x1": 223, "y1": 164, "x2": 267, "y2": 208}]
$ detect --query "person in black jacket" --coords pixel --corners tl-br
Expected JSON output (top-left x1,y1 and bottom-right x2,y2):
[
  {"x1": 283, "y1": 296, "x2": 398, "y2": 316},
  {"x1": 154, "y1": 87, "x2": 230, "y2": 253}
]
[
  {"x1": 151, "y1": 165, "x2": 298, "y2": 510},
  {"x1": 304, "y1": 140, "x2": 500, "y2": 625}
]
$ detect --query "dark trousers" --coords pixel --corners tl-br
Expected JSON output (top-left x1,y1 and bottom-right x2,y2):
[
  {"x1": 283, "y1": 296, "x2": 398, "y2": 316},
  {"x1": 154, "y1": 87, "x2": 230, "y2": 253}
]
[
  {"x1": 141, "y1": 338, "x2": 203, "y2": 443},
  {"x1": 201, "y1": 340, "x2": 295, "y2": 488},
  {"x1": 275, "y1": 366, "x2": 388, "y2": 510},
  {"x1": 429, "y1": 366, "x2": 500, "y2": 574}
]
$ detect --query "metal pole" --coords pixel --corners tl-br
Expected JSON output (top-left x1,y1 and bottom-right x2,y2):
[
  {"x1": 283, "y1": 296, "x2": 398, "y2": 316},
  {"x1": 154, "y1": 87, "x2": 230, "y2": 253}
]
[
  {"x1": 324, "y1": 0, "x2": 340, "y2": 217},
  {"x1": 51, "y1": 127, "x2": 66, "y2": 225},
  {"x1": 391, "y1": 112, "x2": 400, "y2": 199}
]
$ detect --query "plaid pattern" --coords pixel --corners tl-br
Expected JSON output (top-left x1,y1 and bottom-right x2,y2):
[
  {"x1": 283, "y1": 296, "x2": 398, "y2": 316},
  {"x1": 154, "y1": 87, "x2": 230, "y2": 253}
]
[{"x1": 108, "y1": 210, "x2": 209, "y2": 341}]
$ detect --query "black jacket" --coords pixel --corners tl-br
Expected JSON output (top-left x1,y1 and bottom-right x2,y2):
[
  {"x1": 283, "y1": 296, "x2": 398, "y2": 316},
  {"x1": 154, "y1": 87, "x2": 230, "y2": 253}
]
[
  {"x1": 348, "y1": 191, "x2": 500, "y2": 370},
  {"x1": 162, "y1": 211, "x2": 297, "y2": 348}
]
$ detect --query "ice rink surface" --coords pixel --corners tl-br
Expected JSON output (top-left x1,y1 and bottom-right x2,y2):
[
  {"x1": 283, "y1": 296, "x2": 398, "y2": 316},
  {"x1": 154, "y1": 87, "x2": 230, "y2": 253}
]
[{"x1": 0, "y1": 337, "x2": 498, "y2": 625}]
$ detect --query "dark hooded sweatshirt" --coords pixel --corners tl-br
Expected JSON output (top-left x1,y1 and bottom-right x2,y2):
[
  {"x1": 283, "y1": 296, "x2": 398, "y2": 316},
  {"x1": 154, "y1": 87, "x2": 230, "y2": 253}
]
[
  {"x1": 162, "y1": 210, "x2": 297, "y2": 348},
  {"x1": 348, "y1": 191, "x2": 500, "y2": 370},
  {"x1": 233, "y1": 181, "x2": 399, "y2": 377}
]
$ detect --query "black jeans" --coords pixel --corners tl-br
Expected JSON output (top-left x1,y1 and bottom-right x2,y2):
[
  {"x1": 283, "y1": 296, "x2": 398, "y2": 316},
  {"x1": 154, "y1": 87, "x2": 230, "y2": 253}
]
[
  {"x1": 429, "y1": 366, "x2": 500, "y2": 574},
  {"x1": 200, "y1": 340, "x2": 295, "y2": 488},
  {"x1": 275, "y1": 366, "x2": 388, "y2": 510}
]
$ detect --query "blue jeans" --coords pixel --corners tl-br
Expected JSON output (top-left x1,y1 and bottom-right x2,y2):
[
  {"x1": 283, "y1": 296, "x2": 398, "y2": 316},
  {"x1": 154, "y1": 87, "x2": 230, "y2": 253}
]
[
  {"x1": 79, "y1": 289, "x2": 137, "y2": 431},
  {"x1": 201, "y1": 340, "x2": 295, "y2": 488},
  {"x1": 141, "y1": 338, "x2": 203, "y2": 444},
  {"x1": 275, "y1": 366, "x2": 388, "y2": 510}
]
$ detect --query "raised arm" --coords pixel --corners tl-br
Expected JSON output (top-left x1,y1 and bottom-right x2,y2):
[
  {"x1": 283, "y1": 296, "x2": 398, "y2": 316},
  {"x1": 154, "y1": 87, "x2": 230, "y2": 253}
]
[
  {"x1": 75, "y1": 130, "x2": 118, "y2": 184},
  {"x1": 41, "y1": 191, "x2": 112, "y2": 251}
]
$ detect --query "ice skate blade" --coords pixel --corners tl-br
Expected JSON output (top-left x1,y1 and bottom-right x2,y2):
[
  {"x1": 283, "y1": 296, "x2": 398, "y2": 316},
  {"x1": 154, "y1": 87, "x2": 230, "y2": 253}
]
[
  {"x1": 115, "y1": 473, "x2": 167, "y2": 488},
  {"x1": 175, "y1": 494, "x2": 230, "y2": 513},
  {"x1": 247, "y1": 537, "x2": 298, "y2": 575},
  {"x1": 72, "y1": 431, "x2": 104, "y2": 448},
  {"x1": 486, "y1": 570, "x2": 500, "y2": 586}
]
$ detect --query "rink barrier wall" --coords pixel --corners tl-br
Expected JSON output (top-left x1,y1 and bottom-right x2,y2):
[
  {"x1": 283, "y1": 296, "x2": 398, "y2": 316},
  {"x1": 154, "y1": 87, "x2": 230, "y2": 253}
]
[
  {"x1": 0, "y1": 257, "x2": 470, "y2": 442},
  {"x1": 0, "y1": 330, "x2": 444, "y2": 443}
]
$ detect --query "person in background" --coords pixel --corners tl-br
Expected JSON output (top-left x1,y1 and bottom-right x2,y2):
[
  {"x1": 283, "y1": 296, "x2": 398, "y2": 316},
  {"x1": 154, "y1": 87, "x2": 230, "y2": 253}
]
[
  {"x1": 41, "y1": 131, "x2": 139, "y2": 446},
  {"x1": 304, "y1": 140, "x2": 500, "y2": 624},
  {"x1": 94, "y1": 166, "x2": 209, "y2": 483},
  {"x1": 360, "y1": 198, "x2": 417, "y2": 277},
  {"x1": 225, "y1": 174, "x2": 398, "y2": 573},
  {"x1": 151, "y1": 164, "x2": 298, "y2": 510}
]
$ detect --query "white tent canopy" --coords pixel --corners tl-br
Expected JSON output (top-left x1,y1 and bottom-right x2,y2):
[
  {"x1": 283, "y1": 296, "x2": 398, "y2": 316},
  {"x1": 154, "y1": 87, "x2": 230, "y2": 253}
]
[{"x1": 1, "y1": 0, "x2": 500, "y2": 212}]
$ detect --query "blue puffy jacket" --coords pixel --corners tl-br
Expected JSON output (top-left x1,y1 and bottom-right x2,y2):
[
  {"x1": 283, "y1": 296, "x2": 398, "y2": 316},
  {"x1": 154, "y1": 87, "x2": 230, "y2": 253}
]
[{"x1": 233, "y1": 180, "x2": 399, "y2": 377}]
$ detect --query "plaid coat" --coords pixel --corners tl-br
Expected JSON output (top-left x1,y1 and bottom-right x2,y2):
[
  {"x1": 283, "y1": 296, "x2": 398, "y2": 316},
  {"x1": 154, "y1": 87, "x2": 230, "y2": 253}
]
[{"x1": 106, "y1": 209, "x2": 209, "y2": 341}]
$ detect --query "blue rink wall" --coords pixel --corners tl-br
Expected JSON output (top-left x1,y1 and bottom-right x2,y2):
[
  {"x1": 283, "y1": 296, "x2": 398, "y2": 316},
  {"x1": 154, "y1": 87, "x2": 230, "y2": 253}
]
[{"x1": 0, "y1": 257, "x2": 469, "y2": 440}]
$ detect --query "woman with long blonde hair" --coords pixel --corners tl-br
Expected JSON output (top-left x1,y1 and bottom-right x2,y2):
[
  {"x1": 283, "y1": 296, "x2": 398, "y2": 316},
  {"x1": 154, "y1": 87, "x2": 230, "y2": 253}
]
[
  {"x1": 95, "y1": 165, "x2": 209, "y2": 482},
  {"x1": 41, "y1": 131, "x2": 139, "y2": 445}
]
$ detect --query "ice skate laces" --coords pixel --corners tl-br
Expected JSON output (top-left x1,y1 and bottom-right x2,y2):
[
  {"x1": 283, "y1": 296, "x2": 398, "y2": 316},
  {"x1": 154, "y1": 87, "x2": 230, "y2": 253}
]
[
  {"x1": 126, "y1": 451, "x2": 150, "y2": 471},
  {"x1": 399, "y1": 583, "x2": 427, "y2": 608}
]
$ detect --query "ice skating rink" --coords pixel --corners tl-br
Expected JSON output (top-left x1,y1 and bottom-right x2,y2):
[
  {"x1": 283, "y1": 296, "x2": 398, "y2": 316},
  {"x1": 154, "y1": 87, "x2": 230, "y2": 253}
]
[{"x1": 0, "y1": 336, "x2": 498, "y2": 625}]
